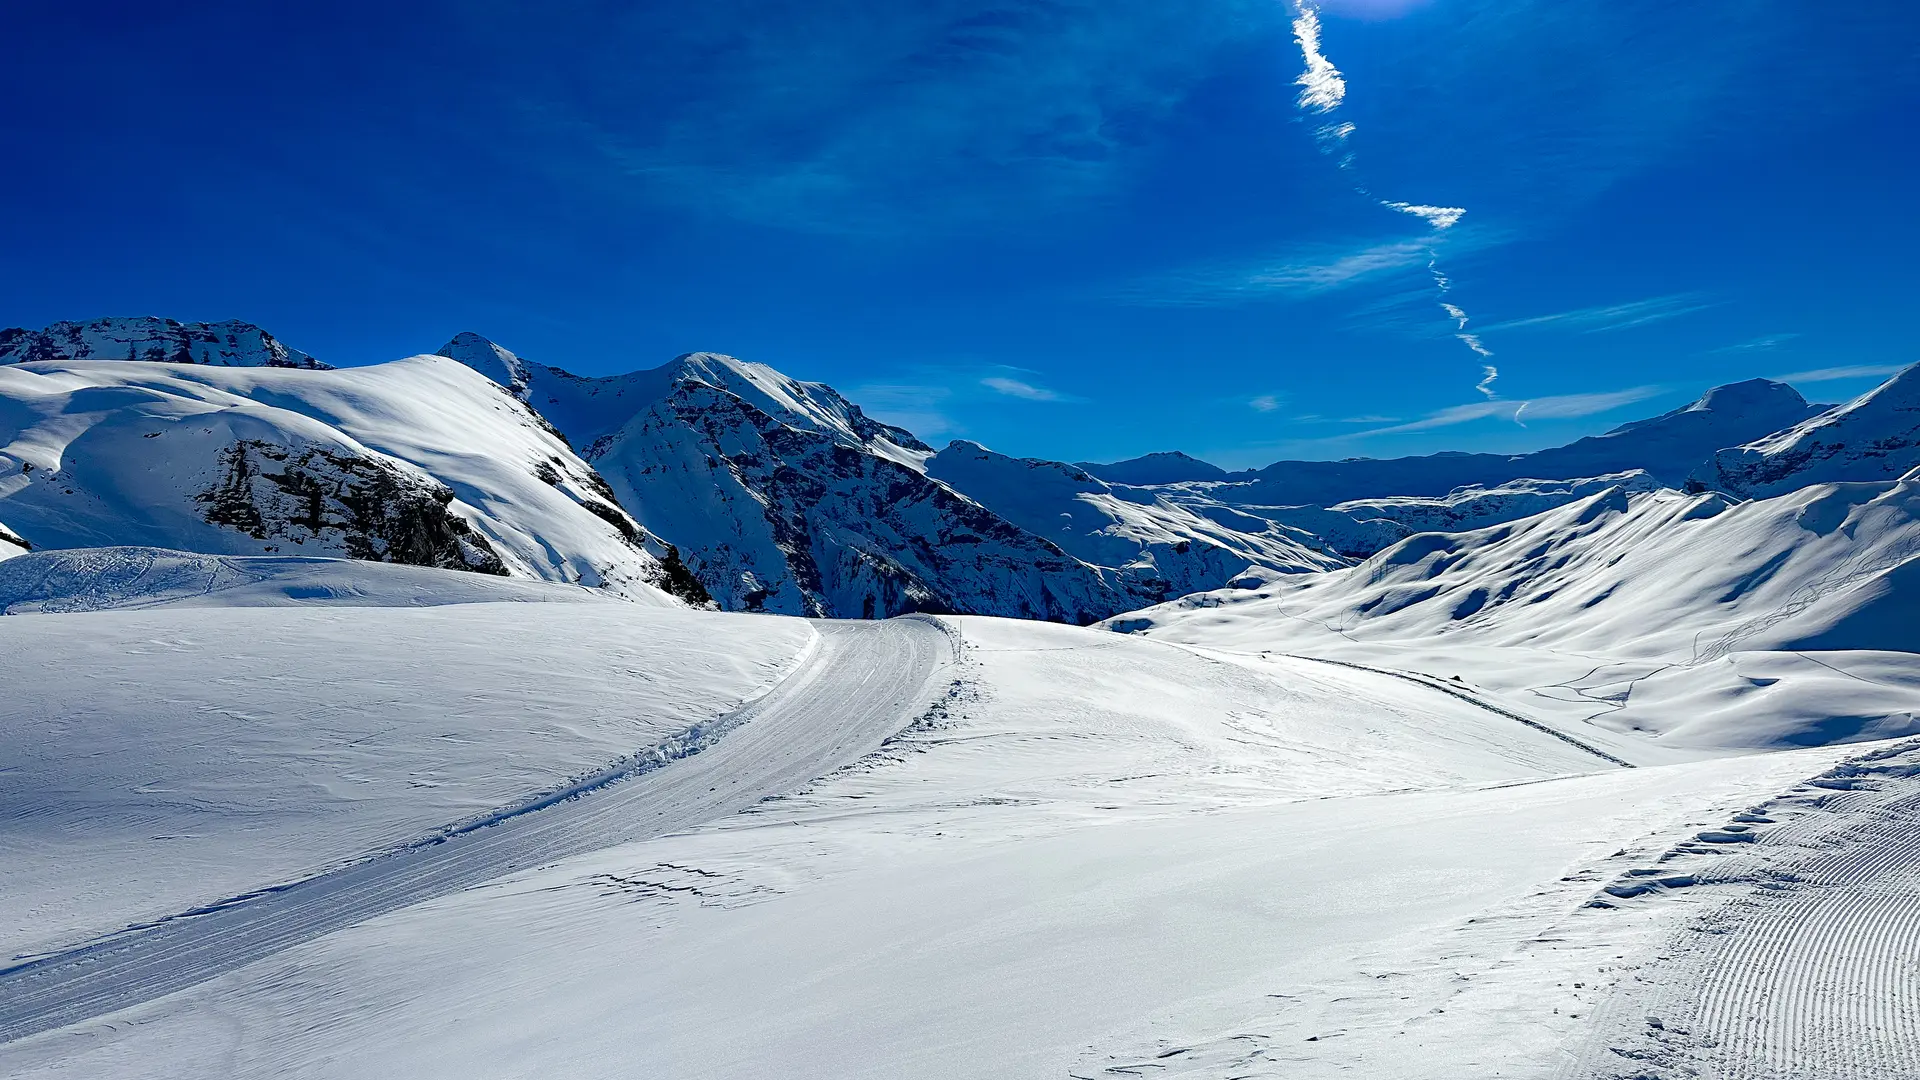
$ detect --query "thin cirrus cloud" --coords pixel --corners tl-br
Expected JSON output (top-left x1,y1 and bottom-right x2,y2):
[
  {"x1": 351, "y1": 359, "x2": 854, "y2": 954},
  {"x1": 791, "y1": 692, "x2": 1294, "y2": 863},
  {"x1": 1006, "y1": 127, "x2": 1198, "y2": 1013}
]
[
  {"x1": 1359, "y1": 384, "x2": 1666, "y2": 435},
  {"x1": 1119, "y1": 238, "x2": 1437, "y2": 306},
  {"x1": 1711, "y1": 333, "x2": 1801, "y2": 353},
  {"x1": 1767, "y1": 364, "x2": 1908, "y2": 384},
  {"x1": 489, "y1": 1, "x2": 1284, "y2": 233},
  {"x1": 981, "y1": 375, "x2": 1070, "y2": 401},
  {"x1": 1475, "y1": 294, "x2": 1719, "y2": 334}
]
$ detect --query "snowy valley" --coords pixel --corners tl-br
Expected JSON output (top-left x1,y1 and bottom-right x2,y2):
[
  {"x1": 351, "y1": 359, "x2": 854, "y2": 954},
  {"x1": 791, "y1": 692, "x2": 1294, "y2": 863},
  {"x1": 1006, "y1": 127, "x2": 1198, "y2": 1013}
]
[{"x1": 2, "y1": 316, "x2": 1920, "y2": 1079}]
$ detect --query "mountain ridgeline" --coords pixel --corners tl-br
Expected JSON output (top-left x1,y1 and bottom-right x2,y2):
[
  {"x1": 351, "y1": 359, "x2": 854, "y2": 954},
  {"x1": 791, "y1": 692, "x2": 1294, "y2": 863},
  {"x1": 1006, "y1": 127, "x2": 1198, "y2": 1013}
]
[{"x1": 4, "y1": 315, "x2": 1916, "y2": 623}]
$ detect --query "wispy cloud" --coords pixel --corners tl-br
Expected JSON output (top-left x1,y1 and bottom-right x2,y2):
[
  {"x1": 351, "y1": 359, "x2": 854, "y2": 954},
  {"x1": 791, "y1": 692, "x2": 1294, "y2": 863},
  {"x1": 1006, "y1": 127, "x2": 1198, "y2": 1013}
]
[
  {"x1": 1383, "y1": 202, "x2": 1465, "y2": 230},
  {"x1": 981, "y1": 375, "x2": 1070, "y2": 401},
  {"x1": 1767, "y1": 364, "x2": 1908, "y2": 384},
  {"x1": 1120, "y1": 238, "x2": 1435, "y2": 306},
  {"x1": 1710, "y1": 333, "x2": 1800, "y2": 354},
  {"x1": 1457, "y1": 333, "x2": 1494, "y2": 359},
  {"x1": 1249, "y1": 394, "x2": 1284, "y2": 412},
  {"x1": 496, "y1": 2, "x2": 1283, "y2": 234},
  {"x1": 1290, "y1": 3, "x2": 1348, "y2": 112},
  {"x1": 1360, "y1": 384, "x2": 1665, "y2": 435},
  {"x1": 1473, "y1": 363, "x2": 1499, "y2": 397},
  {"x1": 1476, "y1": 294, "x2": 1718, "y2": 335}
]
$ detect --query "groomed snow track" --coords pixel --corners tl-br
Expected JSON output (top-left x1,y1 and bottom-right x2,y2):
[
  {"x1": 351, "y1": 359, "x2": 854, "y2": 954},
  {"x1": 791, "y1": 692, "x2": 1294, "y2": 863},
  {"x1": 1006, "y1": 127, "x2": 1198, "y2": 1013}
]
[
  {"x1": 0, "y1": 616, "x2": 954, "y2": 1045},
  {"x1": 1569, "y1": 739, "x2": 1920, "y2": 1078}
]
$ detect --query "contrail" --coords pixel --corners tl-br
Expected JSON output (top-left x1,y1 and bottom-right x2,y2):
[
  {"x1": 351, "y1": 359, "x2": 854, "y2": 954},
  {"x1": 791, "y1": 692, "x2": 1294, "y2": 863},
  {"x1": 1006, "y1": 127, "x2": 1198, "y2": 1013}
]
[{"x1": 1286, "y1": 1, "x2": 1496, "y2": 401}]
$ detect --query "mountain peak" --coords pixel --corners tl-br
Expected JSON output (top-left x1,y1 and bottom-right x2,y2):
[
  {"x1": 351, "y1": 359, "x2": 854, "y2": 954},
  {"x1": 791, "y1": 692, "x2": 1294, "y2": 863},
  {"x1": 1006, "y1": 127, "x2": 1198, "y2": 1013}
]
[
  {"x1": 1687, "y1": 378, "x2": 1808, "y2": 415},
  {"x1": 1078, "y1": 451, "x2": 1228, "y2": 487},
  {"x1": 0, "y1": 317, "x2": 327, "y2": 369},
  {"x1": 437, "y1": 332, "x2": 532, "y2": 398},
  {"x1": 1692, "y1": 360, "x2": 1920, "y2": 497}
]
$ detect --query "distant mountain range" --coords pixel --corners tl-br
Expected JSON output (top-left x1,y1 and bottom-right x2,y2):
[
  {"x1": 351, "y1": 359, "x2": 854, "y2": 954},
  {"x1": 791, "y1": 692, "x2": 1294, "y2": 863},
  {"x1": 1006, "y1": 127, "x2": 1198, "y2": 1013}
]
[{"x1": 4, "y1": 315, "x2": 1915, "y2": 623}]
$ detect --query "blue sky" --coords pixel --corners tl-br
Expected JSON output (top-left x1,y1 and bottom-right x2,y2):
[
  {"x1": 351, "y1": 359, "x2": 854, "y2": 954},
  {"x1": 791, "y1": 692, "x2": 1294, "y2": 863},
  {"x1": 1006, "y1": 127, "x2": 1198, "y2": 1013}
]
[{"x1": 2, "y1": 0, "x2": 1915, "y2": 467}]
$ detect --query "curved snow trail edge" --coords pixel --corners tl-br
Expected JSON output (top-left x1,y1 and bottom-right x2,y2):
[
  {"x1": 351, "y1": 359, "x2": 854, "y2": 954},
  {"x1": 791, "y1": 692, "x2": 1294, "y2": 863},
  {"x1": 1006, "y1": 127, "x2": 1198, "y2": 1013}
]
[
  {"x1": 1289, "y1": 653, "x2": 1635, "y2": 769},
  {"x1": 0, "y1": 615, "x2": 955, "y2": 1045}
]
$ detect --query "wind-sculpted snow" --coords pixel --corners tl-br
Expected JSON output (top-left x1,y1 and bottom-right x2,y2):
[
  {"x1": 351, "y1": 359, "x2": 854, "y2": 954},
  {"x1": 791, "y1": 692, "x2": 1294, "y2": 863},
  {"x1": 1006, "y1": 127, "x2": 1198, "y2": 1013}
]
[
  {"x1": 0, "y1": 356, "x2": 699, "y2": 603},
  {"x1": 1117, "y1": 477, "x2": 1920, "y2": 751},
  {"x1": 1123, "y1": 480, "x2": 1920, "y2": 662},
  {"x1": 0, "y1": 317, "x2": 327, "y2": 369},
  {"x1": 1694, "y1": 360, "x2": 1920, "y2": 497}
]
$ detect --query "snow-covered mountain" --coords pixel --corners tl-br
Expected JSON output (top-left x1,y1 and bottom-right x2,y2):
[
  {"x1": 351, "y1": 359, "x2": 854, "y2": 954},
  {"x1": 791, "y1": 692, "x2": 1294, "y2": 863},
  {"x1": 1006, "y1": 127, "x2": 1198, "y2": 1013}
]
[
  {"x1": 923, "y1": 439, "x2": 1342, "y2": 596},
  {"x1": 1081, "y1": 378, "x2": 1826, "y2": 506},
  {"x1": 0, "y1": 317, "x2": 329, "y2": 369},
  {"x1": 1077, "y1": 450, "x2": 1228, "y2": 486},
  {"x1": 441, "y1": 333, "x2": 1141, "y2": 621},
  {"x1": 0, "y1": 355, "x2": 701, "y2": 603},
  {"x1": 1693, "y1": 361, "x2": 1920, "y2": 497}
]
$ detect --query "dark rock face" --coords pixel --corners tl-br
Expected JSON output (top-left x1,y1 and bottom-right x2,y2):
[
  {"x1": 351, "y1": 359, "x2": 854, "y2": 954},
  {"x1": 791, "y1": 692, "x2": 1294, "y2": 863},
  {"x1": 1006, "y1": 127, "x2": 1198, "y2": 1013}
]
[
  {"x1": 196, "y1": 440, "x2": 506, "y2": 574},
  {"x1": 607, "y1": 382, "x2": 1125, "y2": 622}
]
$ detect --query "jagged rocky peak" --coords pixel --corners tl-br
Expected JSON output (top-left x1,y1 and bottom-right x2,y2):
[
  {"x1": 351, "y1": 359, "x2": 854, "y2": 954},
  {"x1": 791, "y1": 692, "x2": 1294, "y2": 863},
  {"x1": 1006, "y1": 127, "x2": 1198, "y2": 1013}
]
[
  {"x1": 436, "y1": 331, "x2": 532, "y2": 398},
  {"x1": 664, "y1": 351, "x2": 933, "y2": 458},
  {"x1": 1079, "y1": 450, "x2": 1229, "y2": 487},
  {"x1": 0, "y1": 317, "x2": 328, "y2": 369}
]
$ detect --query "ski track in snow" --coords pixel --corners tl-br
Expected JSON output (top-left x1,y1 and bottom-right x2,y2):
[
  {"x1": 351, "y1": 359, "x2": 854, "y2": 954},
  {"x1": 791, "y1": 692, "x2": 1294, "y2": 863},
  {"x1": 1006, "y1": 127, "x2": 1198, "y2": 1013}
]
[
  {"x1": 1568, "y1": 739, "x2": 1920, "y2": 1079},
  {"x1": 0, "y1": 616, "x2": 953, "y2": 1045},
  {"x1": 1285, "y1": 653, "x2": 1635, "y2": 769}
]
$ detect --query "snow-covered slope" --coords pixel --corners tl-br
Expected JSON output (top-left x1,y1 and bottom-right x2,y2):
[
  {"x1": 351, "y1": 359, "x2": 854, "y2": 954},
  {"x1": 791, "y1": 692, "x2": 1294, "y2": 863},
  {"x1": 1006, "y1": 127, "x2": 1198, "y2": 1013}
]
[
  {"x1": 1301, "y1": 471, "x2": 1663, "y2": 554},
  {"x1": 0, "y1": 546, "x2": 610, "y2": 614},
  {"x1": 0, "y1": 573, "x2": 813, "y2": 960},
  {"x1": 0, "y1": 317, "x2": 328, "y2": 369},
  {"x1": 924, "y1": 440, "x2": 1341, "y2": 596},
  {"x1": 1117, "y1": 480, "x2": 1920, "y2": 661},
  {"x1": 1693, "y1": 361, "x2": 1920, "y2": 497},
  {"x1": 0, "y1": 356, "x2": 700, "y2": 603},
  {"x1": 1113, "y1": 476, "x2": 1920, "y2": 749},
  {"x1": 3, "y1": 611, "x2": 1887, "y2": 1080},
  {"x1": 443, "y1": 334, "x2": 1148, "y2": 621}
]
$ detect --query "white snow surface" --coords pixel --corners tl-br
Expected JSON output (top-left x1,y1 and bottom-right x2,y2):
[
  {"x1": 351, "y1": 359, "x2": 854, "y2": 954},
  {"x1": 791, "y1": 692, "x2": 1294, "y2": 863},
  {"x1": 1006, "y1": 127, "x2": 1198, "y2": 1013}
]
[
  {"x1": 0, "y1": 546, "x2": 608, "y2": 613},
  {"x1": 0, "y1": 579, "x2": 812, "y2": 962},
  {"x1": 0, "y1": 356, "x2": 687, "y2": 602},
  {"x1": 0, "y1": 616, "x2": 1882, "y2": 1080}
]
